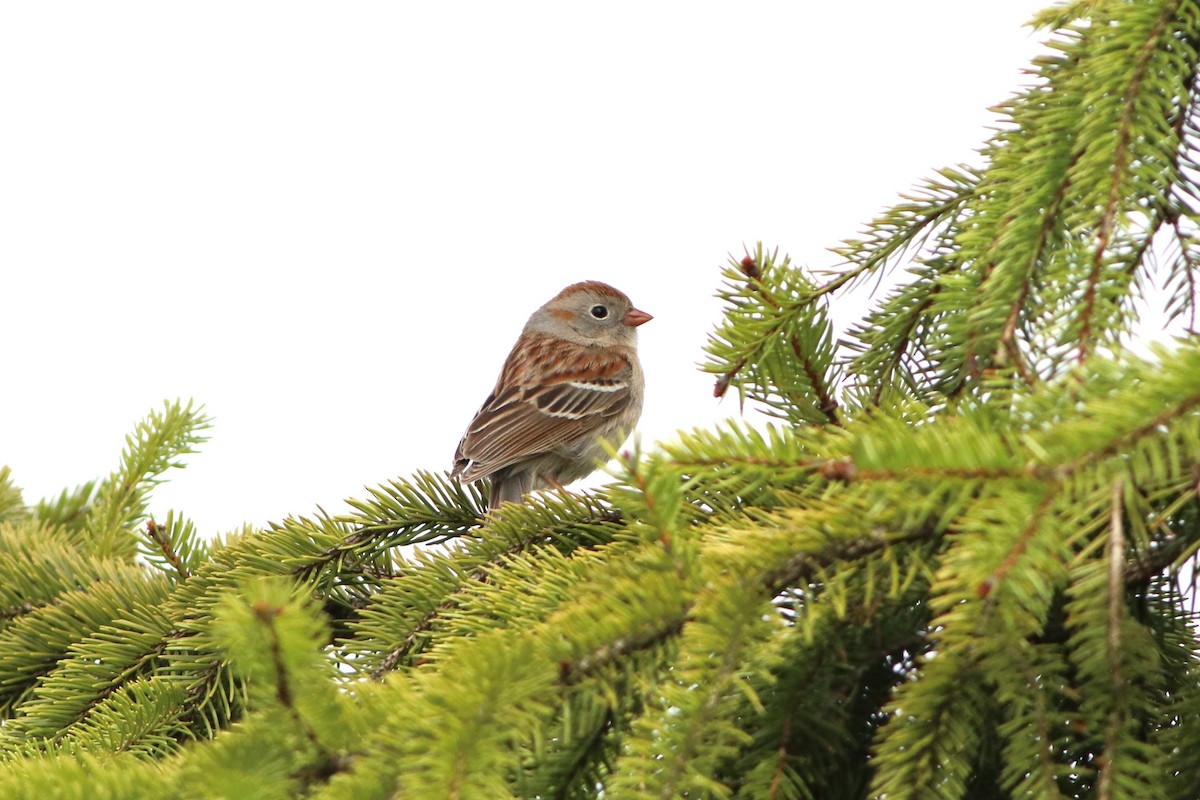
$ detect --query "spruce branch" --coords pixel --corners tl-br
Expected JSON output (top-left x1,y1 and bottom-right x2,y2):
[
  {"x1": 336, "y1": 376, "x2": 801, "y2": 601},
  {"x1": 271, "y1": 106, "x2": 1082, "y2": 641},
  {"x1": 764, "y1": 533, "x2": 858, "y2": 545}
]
[
  {"x1": 792, "y1": 335, "x2": 842, "y2": 427},
  {"x1": 548, "y1": 706, "x2": 617, "y2": 800},
  {"x1": 253, "y1": 600, "x2": 343, "y2": 779},
  {"x1": 1042, "y1": 380, "x2": 1200, "y2": 480},
  {"x1": 994, "y1": 150, "x2": 1082, "y2": 388},
  {"x1": 558, "y1": 618, "x2": 686, "y2": 686},
  {"x1": 360, "y1": 493, "x2": 625, "y2": 680},
  {"x1": 766, "y1": 709, "x2": 793, "y2": 800},
  {"x1": 828, "y1": 164, "x2": 982, "y2": 296},
  {"x1": 31, "y1": 618, "x2": 180, "y2": 744},
  {"x1": 1097, "y1": 477, "x2": 1127, "y2": 800},
  {"x1": 560, "y1": 523, "x2": 926, "y2": 688},
  {"x1": 66, "y1": 678, "x2": 191, "y2": 759},
  {"x1": 711, "y1": 248, "x2": 783, "y2": 403},
  {"x1": 1169, "y1": 216, "x2": 1200, "y2": 332},
  {"x1": 977, "y1": 491, "x2": 1058, "y2": 599},
  {"x1": 868, "y1": 282, "x2": 939, "y2": 406},
  {"x1": 85, "y1": 400, "x2": 211, "y2": 561},
  {"x1": 180, "y1": 660, "x2": 226, "y2": 738},
  {"x1": 32, "y1": 480, "x2": 97, "y2": 535},
  {"x1": 144, "y1": 519, "x2": 190, "y2": 580},
  {"x1": 1077, "y1": 2, "x2": 1179, "y2": 364},
  {"x1": 367, "y1": 567, "x2": 493, "y2": 680},
  {"x1": 0, "y1": 602, "x2": 36, "y2": 621},
  {"x1": 0, "y1": 467, "x2": 27, "y2": 524},
  {"x1": 339, "y1": 469, "x2": 487, "y2": 547},
  {"x1": 6, "y1": 3, "x2": 1200, "y2": 795},
  {"x1": 705, "y1": 245, "x2": 843, "y2": 426}
]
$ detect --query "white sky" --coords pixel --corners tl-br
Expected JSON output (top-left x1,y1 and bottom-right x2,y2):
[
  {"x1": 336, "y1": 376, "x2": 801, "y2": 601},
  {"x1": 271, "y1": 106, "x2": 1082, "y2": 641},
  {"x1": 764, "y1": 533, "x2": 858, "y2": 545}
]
[{"x1": 2, "y1": 2, "x2": 1051, "y2": 535}]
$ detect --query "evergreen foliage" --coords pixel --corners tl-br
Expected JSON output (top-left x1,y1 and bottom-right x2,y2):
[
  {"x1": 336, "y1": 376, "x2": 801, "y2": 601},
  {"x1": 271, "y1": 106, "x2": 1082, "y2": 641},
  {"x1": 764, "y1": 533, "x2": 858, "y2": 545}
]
[{"x1": 3, "y1": 2, "x2": 1200, "y2": 797}]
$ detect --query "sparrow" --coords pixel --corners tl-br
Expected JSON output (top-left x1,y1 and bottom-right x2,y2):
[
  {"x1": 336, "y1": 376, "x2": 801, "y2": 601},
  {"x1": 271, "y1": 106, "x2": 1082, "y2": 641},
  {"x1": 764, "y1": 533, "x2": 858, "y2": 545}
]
[{"x1": 453, "y1": 280, "x2": 651, "y2": 511}]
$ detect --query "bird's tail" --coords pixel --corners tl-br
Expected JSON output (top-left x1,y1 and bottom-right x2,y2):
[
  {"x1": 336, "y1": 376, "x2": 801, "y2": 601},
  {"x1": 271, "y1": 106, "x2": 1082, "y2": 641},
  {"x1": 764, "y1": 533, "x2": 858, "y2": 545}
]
[{"x1": 488, "y1": 471, "x2": 534, "y2": 511}]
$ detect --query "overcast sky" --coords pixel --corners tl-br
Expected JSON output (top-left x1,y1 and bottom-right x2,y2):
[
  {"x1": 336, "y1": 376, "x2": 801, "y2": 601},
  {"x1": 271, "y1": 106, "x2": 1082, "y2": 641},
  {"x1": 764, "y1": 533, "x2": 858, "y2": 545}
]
[{"x1": 2, "y1": 2, "x2": 1053, "y2": 535}]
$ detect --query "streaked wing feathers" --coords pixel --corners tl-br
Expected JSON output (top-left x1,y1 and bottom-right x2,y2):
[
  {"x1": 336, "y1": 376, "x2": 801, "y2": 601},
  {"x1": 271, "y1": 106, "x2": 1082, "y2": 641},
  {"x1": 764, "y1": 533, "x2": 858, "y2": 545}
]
[{"x1": 453, "y1": 337, "x2": 633, "y2": 482}]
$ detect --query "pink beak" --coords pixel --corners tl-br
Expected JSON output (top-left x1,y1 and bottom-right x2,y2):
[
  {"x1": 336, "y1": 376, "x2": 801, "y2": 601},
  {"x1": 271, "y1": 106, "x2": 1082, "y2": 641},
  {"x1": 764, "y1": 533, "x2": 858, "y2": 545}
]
[{"x1": 623, "y1": 307, "x2": 653, "y2": 327}]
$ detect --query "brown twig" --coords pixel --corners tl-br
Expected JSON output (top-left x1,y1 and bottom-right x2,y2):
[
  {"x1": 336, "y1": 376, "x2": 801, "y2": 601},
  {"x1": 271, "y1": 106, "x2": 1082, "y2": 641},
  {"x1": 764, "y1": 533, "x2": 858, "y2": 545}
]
[
  {"x1": 1172, "y1": 216, "x2": 1200, "y2": 334},
  {"x1": 0, "y1": 602, "x2": 37, "y2": 620},
  {"x1": 1097, "y1": 476, "x2": 1127, "y2": 800},
  {"x1": 145, "y1": 519, "x2": 190, "y2": 580},
  {"x1": 254, "y1": 602, "x2": 349, "y2": 783},
  {"x1": 558, "y1": 618, "x2": 687, "y2": 685},
  {"x1": 369, "y1": 539, "x2": 531, "y2": 680},
  {"x1": 976, "y1": 490, "x2": 1058, "y2": 599},
  {"x1": 792, "y1": 336, "x2": 842, "y2": 427},
  {"x1": 1078, "y1": 3, "x2": 1175, "y2": 363}
]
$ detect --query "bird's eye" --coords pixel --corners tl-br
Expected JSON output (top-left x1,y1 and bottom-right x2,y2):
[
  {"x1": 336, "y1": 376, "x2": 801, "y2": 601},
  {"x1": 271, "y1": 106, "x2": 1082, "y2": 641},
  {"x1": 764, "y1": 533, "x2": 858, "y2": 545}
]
[{"x1": 590, "y1": 304, "x2": 609, "y2": 319}]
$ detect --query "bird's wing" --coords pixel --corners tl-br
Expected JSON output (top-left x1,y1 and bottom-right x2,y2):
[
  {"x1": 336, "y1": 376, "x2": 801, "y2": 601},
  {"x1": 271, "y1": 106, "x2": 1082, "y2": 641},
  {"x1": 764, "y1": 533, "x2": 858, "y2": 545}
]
[{"x1": 453, "y1": 337, "x2": 635, "y2": 483}]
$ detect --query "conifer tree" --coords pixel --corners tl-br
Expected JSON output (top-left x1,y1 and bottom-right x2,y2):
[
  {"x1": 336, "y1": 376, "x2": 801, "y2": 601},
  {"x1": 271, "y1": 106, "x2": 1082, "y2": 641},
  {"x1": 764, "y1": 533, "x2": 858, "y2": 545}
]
[{"x1": 3, "y1": 2, "x2": 1200, "y2": 797}]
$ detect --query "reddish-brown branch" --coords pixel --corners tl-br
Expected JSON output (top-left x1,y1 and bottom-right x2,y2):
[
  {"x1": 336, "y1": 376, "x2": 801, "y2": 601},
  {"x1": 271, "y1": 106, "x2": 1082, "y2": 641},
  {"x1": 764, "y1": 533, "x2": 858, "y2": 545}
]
[
  {"x1": 871, "y1": 282, "x2": 943, "y2": 405},
  {"x1": 971, "y1": 148, "x2": 1083, "y2": 393},
  {"x1": 1078, "y1": 4, "x2": 1174, "y2": 363},
  {"x1": 558, "y1": 618, "x2": 686, "y2": 685},
  {"x1": 554, "y1": 483, "x2": 1189, "y2": 693},
  {"x1": 976, "y1": 491, "x2": 1057, "y2": 598},
  {"x1": 768, "y1": 710, "x2": 794, "y2": 800},
  {"x1": 791, "y1": 336, "x2": 842, "y2": 427},
  {"x1": 145, "y1": 519, "x2": 190, "y2": 580},
  {"x1": 0, "y1": 602, "x2": 37, "y2": 620},
  {"x1": 255, "y1": 603, "x2": 348, "y2": 783},
  {"x1": 1053, "y1": 391, "x2": 1200, "y2": 479},
  {"x1": 369, "y1": 545, "x2": 524, "y2": 680},
  {"x1": 715, "y1": 250, "x2": 841, "y2": 425},
  {"x1": 713, "y1": 253, "x2": 783, "y2": 399},
  {"x1": 674, "y1": 456, "x2": 1031, "y2": 484},
  {"x1": 1173, "y1": 217, "x2": 1200, "y2": 334},
  {"x1": 1096, "y1": 477, "x2": 1127, "y2": 800}
]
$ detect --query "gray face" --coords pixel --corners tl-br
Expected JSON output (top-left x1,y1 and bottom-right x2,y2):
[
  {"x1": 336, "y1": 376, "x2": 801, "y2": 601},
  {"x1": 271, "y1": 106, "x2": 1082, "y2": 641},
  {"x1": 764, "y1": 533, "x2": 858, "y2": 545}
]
[
  {"x1": 523, "y1": 284, "x2": 644, "y2": 348},
  {"x1": 559, "y1": 290, "x2": 634, "y2": 343}
]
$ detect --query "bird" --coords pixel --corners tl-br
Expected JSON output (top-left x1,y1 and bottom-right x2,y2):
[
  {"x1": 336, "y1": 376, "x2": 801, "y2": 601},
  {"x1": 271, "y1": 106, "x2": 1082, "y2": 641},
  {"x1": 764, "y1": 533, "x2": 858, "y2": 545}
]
[{"x1": 452, "y1": 280, "x2": 652, "y2": 511}]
